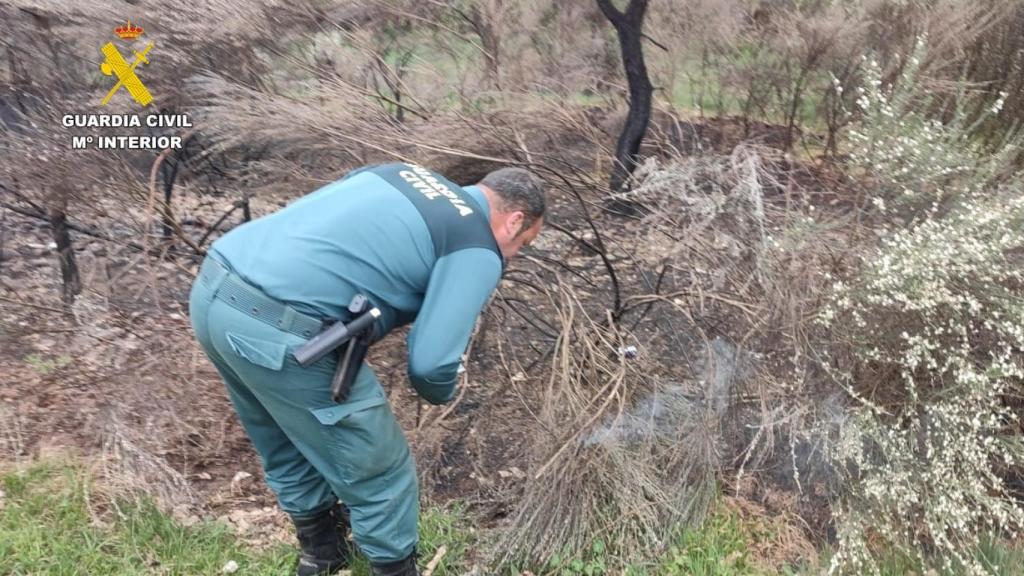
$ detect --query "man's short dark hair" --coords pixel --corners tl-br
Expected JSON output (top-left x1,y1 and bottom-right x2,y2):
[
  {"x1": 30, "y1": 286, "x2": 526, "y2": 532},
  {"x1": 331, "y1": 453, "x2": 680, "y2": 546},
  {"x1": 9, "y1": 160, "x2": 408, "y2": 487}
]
[{"x1": 479, "y1": 167, "x2": 546, "y2": 234}]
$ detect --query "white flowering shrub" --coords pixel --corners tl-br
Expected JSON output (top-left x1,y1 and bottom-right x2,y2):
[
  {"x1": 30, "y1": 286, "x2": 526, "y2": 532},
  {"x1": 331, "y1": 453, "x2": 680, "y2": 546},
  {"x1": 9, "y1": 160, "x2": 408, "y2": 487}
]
[
  {"x1": 847, "y1": 37, "x2": 1018, "y2": 215},
  {"x1": 821, "y1": 190, "x2": 1024, "y2": 574},
  {"x1": 820, "y1": 34, "x2": 1024, "y2": 574}
]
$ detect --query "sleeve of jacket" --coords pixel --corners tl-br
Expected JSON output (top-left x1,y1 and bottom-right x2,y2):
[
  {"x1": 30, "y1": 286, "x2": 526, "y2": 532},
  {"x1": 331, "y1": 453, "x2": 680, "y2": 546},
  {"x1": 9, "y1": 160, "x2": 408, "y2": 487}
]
[{"x1": 406, "y1": 247, "x2": 503, "y2": 404}]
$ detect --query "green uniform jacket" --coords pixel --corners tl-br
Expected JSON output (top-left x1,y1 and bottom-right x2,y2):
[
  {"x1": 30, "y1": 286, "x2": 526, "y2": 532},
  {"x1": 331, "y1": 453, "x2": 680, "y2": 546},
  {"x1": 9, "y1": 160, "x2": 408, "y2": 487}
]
[{"x1": 210, "y1": 163, "x2": 504, "y2": 405}]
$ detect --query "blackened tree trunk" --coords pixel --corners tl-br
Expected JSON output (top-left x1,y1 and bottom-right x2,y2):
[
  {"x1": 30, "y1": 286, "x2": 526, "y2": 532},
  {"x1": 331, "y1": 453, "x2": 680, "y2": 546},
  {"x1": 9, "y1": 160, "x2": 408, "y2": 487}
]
[
  {"x1": 47, "y1": 191, "x2": 80, "y2": 306},
  {"x1": 595, "y1": 0, "x2": 653, "y2": 193},
  {"x1": 161, "y1": 150, "x2": 182, "y2": 241},
  {"x1": 160, "y1": 131, "x2": 196, "y2": 242},
  {"x1": 469, "y1": 2, "x2": 503, "y2": 90},
  {"x1": 241, "y1": 191, "x2": 252, "y2": 222},
  {"x1": 0, "y1": 206, "x2": 6, "y2": 274}
]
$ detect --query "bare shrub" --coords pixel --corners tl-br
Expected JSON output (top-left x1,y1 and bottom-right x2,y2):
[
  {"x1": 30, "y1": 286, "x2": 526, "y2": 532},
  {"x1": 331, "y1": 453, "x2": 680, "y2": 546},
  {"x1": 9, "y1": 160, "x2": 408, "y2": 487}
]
[
  {"x1": 496, "y1": 280, "x2": 719, "y2": 568},
  {"x1": 961, "y1": 3, "x2": 1024, "y2": 147},
  {"x1": 494, "y1": 144, "x2": 853, "y2": 571}
]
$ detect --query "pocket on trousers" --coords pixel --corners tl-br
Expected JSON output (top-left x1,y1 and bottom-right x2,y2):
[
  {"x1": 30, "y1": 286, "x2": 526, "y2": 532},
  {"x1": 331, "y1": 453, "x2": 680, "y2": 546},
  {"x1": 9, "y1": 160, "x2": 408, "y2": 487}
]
[
  {"x1": 309, "y1": 396, "x2": 407, "y2": 485},
  {"x1": 224, "y1": 332, "x2": 288, "y2": 371}
]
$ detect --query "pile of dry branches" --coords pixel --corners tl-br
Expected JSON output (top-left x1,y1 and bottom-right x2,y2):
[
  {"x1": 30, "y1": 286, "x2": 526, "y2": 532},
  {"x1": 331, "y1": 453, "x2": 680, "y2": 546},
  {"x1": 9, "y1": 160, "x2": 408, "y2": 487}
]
[
  {"x1": 488, "y1": 145, "x2": 855, "y2": 570},
  {"x1": 496, "y1": 280, "x2": 719, "y2": 567}
]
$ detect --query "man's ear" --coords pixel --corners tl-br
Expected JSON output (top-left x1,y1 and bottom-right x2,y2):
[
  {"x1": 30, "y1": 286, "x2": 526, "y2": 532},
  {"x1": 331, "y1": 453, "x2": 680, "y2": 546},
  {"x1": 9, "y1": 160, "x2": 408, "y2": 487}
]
[{"x1": 507, "y1": 211, "x2": 525, "y2": 236}]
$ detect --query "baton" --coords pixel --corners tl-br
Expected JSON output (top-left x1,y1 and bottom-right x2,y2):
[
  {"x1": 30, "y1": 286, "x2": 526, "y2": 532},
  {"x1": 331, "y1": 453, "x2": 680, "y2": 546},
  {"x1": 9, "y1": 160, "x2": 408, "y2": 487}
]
[{"x1": 292, "y1": 295, "x2": 380, "y2": 367}]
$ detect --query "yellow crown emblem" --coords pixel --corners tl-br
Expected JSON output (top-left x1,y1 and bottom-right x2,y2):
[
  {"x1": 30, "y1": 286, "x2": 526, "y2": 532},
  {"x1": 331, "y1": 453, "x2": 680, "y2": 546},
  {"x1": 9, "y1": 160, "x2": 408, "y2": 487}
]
[{"x1": 114, "y1": 19, "x2": 143, "y2": 40}]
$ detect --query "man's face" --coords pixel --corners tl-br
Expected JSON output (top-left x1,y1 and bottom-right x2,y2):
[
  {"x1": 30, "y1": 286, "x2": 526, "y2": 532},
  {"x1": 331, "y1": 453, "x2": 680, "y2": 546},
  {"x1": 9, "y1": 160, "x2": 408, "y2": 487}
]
[{"x1": 494, "y1": 213, "x2": 543, "y2": 260}]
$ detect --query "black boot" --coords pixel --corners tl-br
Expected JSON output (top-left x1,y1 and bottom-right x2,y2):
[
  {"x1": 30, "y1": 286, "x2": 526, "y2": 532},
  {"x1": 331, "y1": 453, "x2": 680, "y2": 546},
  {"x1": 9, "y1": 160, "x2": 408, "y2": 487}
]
[
  {"x1": 331, "y1": 502, "x2": 352, "y2": 546},
  {"x1": 291, "y1": 504, "x2": 352, "y2": 576},
  {"x1": 369, "y1": 550, "x2": 419, "y2": 576}
]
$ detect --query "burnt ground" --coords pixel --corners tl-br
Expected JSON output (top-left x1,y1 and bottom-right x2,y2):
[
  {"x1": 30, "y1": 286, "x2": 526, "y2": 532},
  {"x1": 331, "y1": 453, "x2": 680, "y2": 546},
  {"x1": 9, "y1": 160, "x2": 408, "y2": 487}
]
[{"x1": 0, "y1": 114, "x2": 854, "y2": 566}]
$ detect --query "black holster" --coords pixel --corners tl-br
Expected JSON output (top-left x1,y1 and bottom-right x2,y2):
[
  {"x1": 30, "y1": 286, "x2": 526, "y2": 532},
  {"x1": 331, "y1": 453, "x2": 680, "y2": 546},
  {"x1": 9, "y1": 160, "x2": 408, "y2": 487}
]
[
  {"x1": 331, "y1": 323, "x2": 374, "y2": 403},
  {"x1": 330, "y1": 296, "x2": 376, "y2": 403}
]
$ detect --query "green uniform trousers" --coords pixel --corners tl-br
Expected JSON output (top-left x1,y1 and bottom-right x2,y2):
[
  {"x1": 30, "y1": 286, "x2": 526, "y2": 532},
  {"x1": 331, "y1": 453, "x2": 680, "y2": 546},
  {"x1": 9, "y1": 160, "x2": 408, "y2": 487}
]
[{"x1": 188, "y1": 253, "x2": 419, "y2": 562}]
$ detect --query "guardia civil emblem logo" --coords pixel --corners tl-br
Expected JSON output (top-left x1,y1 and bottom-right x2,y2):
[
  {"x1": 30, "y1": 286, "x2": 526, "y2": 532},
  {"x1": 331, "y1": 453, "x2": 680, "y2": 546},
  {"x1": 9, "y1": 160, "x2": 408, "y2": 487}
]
[{"x1": 100, "y1": 20, "x2": 154, "y2": 107}]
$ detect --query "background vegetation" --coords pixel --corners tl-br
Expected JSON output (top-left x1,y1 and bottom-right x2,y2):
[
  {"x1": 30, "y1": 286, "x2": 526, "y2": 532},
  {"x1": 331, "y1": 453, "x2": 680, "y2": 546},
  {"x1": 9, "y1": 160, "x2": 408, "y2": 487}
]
[{"x1": 2, "y1": 0, "x2": 1024, "y2": 574}]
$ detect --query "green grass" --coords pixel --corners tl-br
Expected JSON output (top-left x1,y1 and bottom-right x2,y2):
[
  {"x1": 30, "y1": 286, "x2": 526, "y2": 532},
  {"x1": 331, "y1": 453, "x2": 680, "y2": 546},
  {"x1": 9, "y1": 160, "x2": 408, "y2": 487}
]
[
  {"x1": 0, "y1": 461, "x2": 290, "y2": 575},
  {"x1": 650, "y1": 509, "x2": 766, "y2": 576},
  {"x1": 531, "y1": 504, "x2": 776, "y2": 576},
  {"x1": 798, "y1": 539, "x2": 1024, "y2": 576},
  {"x1": 6, "y1": 460, "x2": 1024, "y2": 575},
  {"x1": 520, "y1": 499, "x2": 1024, "y2": 576},
  {"x1": 23, "y1": 353, "x2": 72, "y2": 375},
  {"x1": 0, "y1": 461, "x2": 471, "y2": 575}
]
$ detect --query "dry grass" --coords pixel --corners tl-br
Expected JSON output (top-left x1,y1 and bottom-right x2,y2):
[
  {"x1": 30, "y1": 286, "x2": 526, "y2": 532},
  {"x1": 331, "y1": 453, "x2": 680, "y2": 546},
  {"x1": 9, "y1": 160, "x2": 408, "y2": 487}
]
[
  {"x1": 0, "y1": 405, "x2": 26, "y2": 465},
  {"x1": 94, "y1": 419, "x2": 197, "y2": 521},
  {"x1": 722, "y1": 495, "x2": 818, "y2": 572}
]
